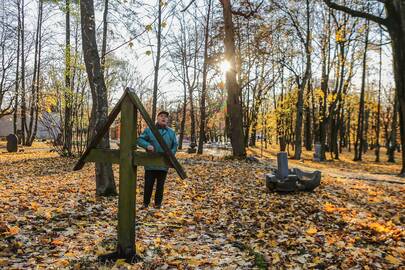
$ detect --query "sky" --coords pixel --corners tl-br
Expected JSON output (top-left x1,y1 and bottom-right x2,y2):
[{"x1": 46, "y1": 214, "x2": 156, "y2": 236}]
[{"x1": 19, "y1": 0, "x2": 395, "y2": 109}]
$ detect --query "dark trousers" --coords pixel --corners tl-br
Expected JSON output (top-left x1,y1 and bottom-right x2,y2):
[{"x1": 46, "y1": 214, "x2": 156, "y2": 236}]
[{"x1": 143, "y1": 170, "x2": 168, "y2": 206}]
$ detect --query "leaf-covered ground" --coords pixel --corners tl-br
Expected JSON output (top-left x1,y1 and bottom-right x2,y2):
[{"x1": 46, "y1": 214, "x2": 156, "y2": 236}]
[{"x1": 0, "y1": 142, "x2": 404, "y2": 269}]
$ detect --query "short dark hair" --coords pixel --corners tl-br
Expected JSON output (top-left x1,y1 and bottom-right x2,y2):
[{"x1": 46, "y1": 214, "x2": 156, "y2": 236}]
[{"x1": 157, "y1": 111, "x2": 169, "y2": 117}]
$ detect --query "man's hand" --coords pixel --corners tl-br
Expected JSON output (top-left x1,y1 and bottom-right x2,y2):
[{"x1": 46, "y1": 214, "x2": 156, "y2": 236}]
[{"x1": 146, "y1": 145, "x2": 154, "y2": 152}]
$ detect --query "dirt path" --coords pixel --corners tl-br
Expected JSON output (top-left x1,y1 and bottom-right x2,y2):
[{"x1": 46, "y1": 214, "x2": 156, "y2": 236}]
[{"x1": 288, "y1": 162, "x2": 405, "y2": 185}]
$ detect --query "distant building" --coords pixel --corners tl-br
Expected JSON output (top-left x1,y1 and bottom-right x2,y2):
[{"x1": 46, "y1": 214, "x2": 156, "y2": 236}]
[{"x1": 0, "y1": 113, "x2": 60, "y2": 139}]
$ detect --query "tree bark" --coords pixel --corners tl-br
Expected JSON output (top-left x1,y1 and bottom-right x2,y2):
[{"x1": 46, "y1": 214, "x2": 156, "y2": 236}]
[
  {"x1": 197, "y1": 0, "x2": 212, "y2": 154},
  {"x1": 375, "y1": 29, "x2": 382, "y2": 162},
  {"x1": 293, "y1": 0, "x2": 311, "y2": 160},
  {"x1": 101, "y1": 0, "x2": 108, "y2": 74},
  {"x1": 13, "y1": 0, "x2": 21, "y2": 134},
  {"x1": 80, "y1": 0, "x2": 117, "y2": 196},
  {"x1": 63, "y1": 0, "x2": 73, "y2": 155},
  {"x1": 26, "y1": 0, "x2": 42, "y2": 146},
  {"x1": 221, "y1": 0, "x2": 246, "y2": 157},
  {"x1": 178, "y1": 46, "x2": 188, "y2": 150},
  {"x1": 354, "y1": 20, "x2": 369, "y2": 161},
  {"x1": 388, "y1": 96, "x2": 398, "y2": 162},
  {"x1": 20, "y1": 0, "x2": 26, "y2": 144},
  {"x1": 29, "y1": 0, "x2": 43, "y2": 146},
  {"x1": 152, "y1": 0, "x2": 162, "y2": 122}
]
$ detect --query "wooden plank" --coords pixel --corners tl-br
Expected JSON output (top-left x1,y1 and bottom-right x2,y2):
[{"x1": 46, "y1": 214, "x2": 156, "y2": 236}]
[
  {"x1": 126, "y1": 88, "x2": 187, "y2": 179},
  {"x1": 85, "y1": 149, "x2": 120, "y2": 164},
  {"x1": 73, "y1": 92, "x2": 127, "y2": 171},
  {"x1": 132, "y1": 151, "x2": 171, "y2": 167},
  {"x1": 117, "y1": 96, "x2": 137, "y2": 258}
]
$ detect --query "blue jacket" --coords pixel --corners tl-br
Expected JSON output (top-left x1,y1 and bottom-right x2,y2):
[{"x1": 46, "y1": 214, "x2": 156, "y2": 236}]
[{"x1": 137, "y1": 126, "x2": 178, "y2": 171}]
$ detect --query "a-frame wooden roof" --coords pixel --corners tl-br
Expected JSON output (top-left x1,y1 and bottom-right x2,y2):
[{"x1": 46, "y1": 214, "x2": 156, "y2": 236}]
[{"x1": 73, "y1": 87, "x2": 187, "y2": 179}]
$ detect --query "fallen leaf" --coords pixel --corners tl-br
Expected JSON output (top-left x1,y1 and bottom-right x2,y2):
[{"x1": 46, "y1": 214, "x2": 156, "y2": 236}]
[
  {"x1": 306, "y1": 227, "x2": 317, "y2": 236},
  {"x1": 385, "y1": 254, "x2": 401, "y2": 265}
]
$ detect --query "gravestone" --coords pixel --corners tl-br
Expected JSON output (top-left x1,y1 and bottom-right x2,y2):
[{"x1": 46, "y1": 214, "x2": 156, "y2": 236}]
[
  {"x1": 313, "y1": 143, "x2": 322, "y2": 161},
  {"x1": 266, "y1": 152, "x2": 321, "y2": 192},
  {"x1": 187, "y1": 142, "x2": 197, "y2": 153},
  {"x1": 6, "y1": 134, "x2": 18, "y2": 152},
  {"x1": 74, "y1": 88, "x2": 186, "y2": 262},
  {"x1": 277, "y1": 152, "x2": 289, "y2": 178}
]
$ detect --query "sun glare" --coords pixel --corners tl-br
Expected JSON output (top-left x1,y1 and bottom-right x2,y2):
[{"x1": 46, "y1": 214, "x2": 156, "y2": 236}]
[{"x1": 220, "y1": 60, "x2": 231, "y2": 73}]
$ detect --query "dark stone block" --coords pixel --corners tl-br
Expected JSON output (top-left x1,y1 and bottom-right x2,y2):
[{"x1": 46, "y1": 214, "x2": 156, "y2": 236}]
[
  {"x1": 6, "y1": 134, "x2": 18, "y2": 152},
  {"x1": 293, "y1": 168, "x2": 321, "y2": 191},
  {"x1": 266, "y1": 173, "x2": 299, "y2": 192},
  {"x1": 246, "y1": 156, "x2": 260, "y2": 163}
]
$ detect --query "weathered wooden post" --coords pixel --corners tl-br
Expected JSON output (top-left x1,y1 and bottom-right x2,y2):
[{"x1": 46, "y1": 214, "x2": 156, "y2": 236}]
[
  {"x1": 73, "y1": 88, "x2": 186, "y2": 262},
  {"x1": 117, "y1": 96, "x2": 137, "y2": 259}
]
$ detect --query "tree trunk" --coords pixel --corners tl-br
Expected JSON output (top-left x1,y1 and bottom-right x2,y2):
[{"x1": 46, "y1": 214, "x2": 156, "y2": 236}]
[
  {"x1": 387, "y1": 6, "x2": 405, "y2": 173},
  {"x1": 178, "y1": 64, "x2": 187, "y2": 150},
  {"x1": 354, "y1": 21, "x2": 369, "y2": 161},
  {"x1": 101, "y1": 0, "x2": 108, "y2": 74},
  {"x1": 188, "y1": 85, "x2": 196, "y2": 149},
  {"x1": 304, "y1": 0, "x2": 312, "y2": 151},
  {"x1": 63, "y1": 0, "x2": 73, "y2": 155},
  {"x1": 13, "y1": 0, "x2": 21, "y2": 135},
  {"x1": 80, "y1": 0, "x2": 116, "y2": 196},
  {"x1": 152, "y1": 0, "x2": 162, "y2": 122},
  {"x1": 363, "y1": 109, "x2": 370, "y2": 153},
  {"x1": 221, "y1": 0, "x2": 245, "y2": 157},
  {"x1": 388, "y1": 96, "x2": 398, "y2": 163},
  {"x1": 20, "y1": 0, "x2": 26, "y2": 144},
  {"x1": 26, "y1": 0, "x2": 42, "y2": 146},
  {"x1": 375, "y1": 29, "x2": 382, "y2": 162},
  {"x1": 293, "y1": 0, "x2": 311, "y2": 160},
  {"x1": 197, "y1": 0, "x2": 212, "y2": 154},
  {"x1": 28, "y1": 0, "x2": 43, "y2": 146}
]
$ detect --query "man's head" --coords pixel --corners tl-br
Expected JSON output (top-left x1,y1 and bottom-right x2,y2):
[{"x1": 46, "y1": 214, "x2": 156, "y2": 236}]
[{"x1": 157, "y1": 111, "x2": 169, "y2": 127}]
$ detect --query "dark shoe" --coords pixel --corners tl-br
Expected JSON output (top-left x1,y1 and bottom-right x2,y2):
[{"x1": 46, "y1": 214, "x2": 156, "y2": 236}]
[
  {"x1": 141, "y1": 204, "x2": 148, "y2": 210},
  {"x1": 155, "y1": 204, "x2": 162, "y2": 209}
]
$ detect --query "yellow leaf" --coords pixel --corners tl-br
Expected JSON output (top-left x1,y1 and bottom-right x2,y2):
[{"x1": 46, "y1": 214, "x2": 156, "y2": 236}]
[
  {"x1": 30, "y1": 202, "x2": 40, "y2": 210},
  {"x1": 323, "y1": 202, "x2": 336, "y2": 213},
  {"x1": 95, "y1": 247, "x2": 107, "y2": 255},
  {"x1": 306, "y1": 227, "x2": 317, "y2": 236},
  {"x1": 115, "y1": 258, "x2": 127, "y2": 267},
  {"x1": 145, "y1": 24, "x2": 153, "y2": 31},
  {"x1": 154, "y1": 237, "x2": 161, "y2": 246},
  {"x1": 8, "y1": 226, "x2": 20, "y2": 235},
  {"x1": 56, "y1": 259, "x2": 69, "y2": 267},
  {"x1": 188, "y1": 258, "x2": 204, "y2": 266},
  {"x1": 64, "y1": 252, "x2": 75, "y2": 258},
  {"x1": 312, "y1": 256, "x2": 321, "y2": 264},
  {"x1": 368, "y1": 222, "x2": 390, "y2": 233},
  {"x1": 167, "y1": 258, "x2": 182, "y2": 266},
  {"x1": 52, "y1": 239, "x2": 64, "y2": 246},
  {"x1": 385, "y1": 255, "x2": 401, "y2": 265},
  {"x1": 136, "y1": 242, "x2": 145, "y2": 254},
  {"x1": 44, "y1": 211, "x2": 52, "y2": 220},
  {"x1": 257, "y1": 230, "x2": 265, "y2": 239},
  {"x1": 269, "y1": 240, "x2": 277, "y2": 247},
  {"x1": 272, "y1": 253, "x2": 280, "y2": 264},
  {"x1": 0, "y1": 258, "x2": 8, "y2": 266}
]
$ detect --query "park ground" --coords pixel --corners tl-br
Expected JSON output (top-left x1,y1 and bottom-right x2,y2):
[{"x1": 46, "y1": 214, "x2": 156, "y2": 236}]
[{"x1": 0, "y1": 142, "x2": 404, "y2": 269}]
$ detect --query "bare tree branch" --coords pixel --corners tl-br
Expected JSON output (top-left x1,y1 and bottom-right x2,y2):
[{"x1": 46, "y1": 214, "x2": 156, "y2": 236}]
[{"x1": 323, "y1": 0, "x2": 387, "y2": 26}]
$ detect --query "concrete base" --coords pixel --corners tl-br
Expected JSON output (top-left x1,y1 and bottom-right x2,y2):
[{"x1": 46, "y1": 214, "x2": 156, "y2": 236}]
[{"x1": 266, "y1": 168, "x2": 321, "y2": 193}]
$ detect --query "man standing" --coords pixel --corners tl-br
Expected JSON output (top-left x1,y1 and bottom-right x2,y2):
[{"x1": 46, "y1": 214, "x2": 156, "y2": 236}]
[{"x1": 137, "y1": 111, "x2": 178, "y2": 209}]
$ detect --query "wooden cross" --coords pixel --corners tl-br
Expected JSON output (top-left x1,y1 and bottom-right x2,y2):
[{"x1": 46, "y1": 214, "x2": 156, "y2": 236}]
[{"x1": 73, "y1": 88, "x2": 187, "y2": 261}]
